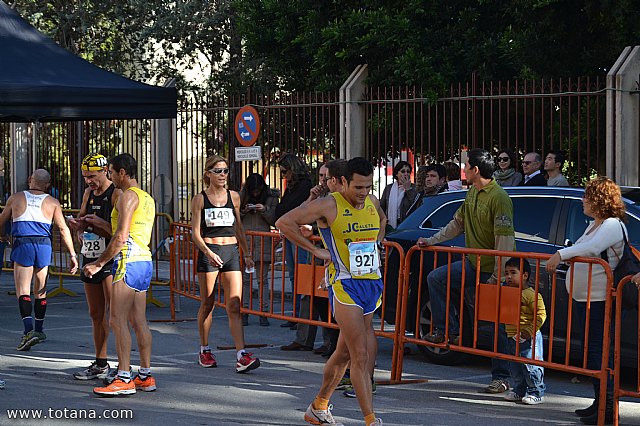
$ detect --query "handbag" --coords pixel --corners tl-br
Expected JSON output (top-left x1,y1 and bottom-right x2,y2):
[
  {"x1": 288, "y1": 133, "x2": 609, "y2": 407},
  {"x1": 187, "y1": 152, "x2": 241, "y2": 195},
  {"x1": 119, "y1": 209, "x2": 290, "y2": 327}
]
[{"x1": 601, "y1": 221, "x2": 640, "y2": 310}]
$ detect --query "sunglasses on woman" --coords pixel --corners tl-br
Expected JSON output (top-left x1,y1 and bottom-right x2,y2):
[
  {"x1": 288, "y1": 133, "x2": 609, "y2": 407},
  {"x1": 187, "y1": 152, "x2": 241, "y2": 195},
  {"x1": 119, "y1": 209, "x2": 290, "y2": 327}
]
[
  {"x1": 208, "y1": 168, "x2": 229, "y2": 175},
  {"x1": 497, "y1": 156, "x2": 510, "y2": 162}
]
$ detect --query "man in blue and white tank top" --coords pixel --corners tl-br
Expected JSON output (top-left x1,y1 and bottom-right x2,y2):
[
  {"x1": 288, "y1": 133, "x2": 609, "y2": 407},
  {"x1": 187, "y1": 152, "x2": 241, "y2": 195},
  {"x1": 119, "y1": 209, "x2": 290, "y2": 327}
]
[{"x1": 0, "y1": 169, "x2": 78, "y2": 351}]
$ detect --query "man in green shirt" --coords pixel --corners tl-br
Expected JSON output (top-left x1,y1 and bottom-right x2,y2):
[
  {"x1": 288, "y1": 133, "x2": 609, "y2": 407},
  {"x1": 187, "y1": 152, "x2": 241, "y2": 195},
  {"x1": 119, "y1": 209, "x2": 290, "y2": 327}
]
[{"x1": 417, "y1": 148, "x2": 515, "y2": 394}]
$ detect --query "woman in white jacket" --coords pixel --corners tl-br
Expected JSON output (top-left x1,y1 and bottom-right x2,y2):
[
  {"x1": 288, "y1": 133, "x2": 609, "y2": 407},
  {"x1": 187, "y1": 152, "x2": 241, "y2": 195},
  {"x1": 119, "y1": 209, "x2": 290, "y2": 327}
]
[{"x1": 546, "y1": 176, "x2": 626, "y2": 425}]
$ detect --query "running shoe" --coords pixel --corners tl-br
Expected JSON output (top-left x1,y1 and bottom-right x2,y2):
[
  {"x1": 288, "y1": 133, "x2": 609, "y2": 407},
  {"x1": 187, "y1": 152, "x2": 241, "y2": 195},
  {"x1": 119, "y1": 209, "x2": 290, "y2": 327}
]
[
  {"x1": 304, "y1": 403, "x2": 343, "y2": 425},
  {"x1": 484, "y1": 379, "x2": 509, "y2": 394},
  {"x1": 503, "y1": 391, "x2": 523, "y2": 402},
  {"x1": 30, "y1": 331, "x2": 46, "y2": 343},
  {"x1": 22, "y1": 331, "x2": 46, "y2": 349},
  {"x1": 17, "y1": 332, "x2": 33, "y2": 351},
  {"x1": 236, "y1": 351, "x2": 260, "y2": 373},
  {"x1": 93, "y1": 377, "x2": 136, "y2": 396},
  {"x1": 368, "y1": 419, "x2": 383, "y2": 426},
  {"x1": 199, "y1": 351, "x2": 217, "y2": 368},
  {"x1": 522, "y1": 395, "x2": 544, "y2": 405},
  {"x1": 74, "y1": 361, "x2": 110, "y2": 380},
  {"x1": 133, "y1": 374, "x2": 157, "y2": 392},
  {"x1": 335, "y1": 376, "x2": 351, "y2": 390},
  {"x1": 342, "y1": 381, "x2": 377, "y2": 398}
]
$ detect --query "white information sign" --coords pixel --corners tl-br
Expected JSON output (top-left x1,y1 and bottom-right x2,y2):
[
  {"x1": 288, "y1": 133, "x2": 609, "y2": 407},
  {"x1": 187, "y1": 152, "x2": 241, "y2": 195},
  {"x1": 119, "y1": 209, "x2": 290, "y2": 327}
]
[{"x1": 235, "y1": 146, "x2": 262, "y2": 162}]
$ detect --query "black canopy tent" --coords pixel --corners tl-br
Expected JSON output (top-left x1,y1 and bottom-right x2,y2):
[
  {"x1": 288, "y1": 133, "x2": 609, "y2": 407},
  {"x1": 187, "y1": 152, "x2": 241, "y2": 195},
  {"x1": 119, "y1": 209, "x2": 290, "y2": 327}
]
[{"x1": 0, "y1": 1, "x2": 177, "y2": 122}]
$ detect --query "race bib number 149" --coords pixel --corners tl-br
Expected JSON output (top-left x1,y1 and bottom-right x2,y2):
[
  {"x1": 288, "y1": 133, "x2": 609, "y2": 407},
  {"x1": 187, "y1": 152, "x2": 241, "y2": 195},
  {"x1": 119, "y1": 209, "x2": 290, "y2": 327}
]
[{"x1": 204, "y1": 207, "x2": 235, "y2": 227}]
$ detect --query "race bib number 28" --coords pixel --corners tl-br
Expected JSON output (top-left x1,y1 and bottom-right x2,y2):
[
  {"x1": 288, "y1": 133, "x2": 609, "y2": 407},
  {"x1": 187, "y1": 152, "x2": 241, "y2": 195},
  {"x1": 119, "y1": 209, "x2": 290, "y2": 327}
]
[
  {"x1": 81, "y1": 232, "x2": 106, "y2": 258},
  {"x1": 204, "y1": 207, "x2": 235, "y2": 227},
  {"x1": 348, "y1": 241, "x2": 380, "y2": 277}
]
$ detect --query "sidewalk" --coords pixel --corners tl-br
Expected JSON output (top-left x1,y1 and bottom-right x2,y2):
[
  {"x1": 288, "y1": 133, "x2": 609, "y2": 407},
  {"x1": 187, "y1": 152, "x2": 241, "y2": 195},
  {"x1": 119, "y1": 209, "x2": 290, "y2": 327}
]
[{"x1": 1, "y1": 273, "x2": 639, "y2": 425}]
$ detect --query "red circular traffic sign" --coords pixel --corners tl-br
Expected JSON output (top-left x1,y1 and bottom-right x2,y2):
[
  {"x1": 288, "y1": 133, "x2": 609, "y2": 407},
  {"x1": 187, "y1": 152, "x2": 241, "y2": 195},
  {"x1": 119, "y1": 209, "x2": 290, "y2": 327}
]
[{"x1": 234, "y1": 105, "x2": 261, "y2": 147}]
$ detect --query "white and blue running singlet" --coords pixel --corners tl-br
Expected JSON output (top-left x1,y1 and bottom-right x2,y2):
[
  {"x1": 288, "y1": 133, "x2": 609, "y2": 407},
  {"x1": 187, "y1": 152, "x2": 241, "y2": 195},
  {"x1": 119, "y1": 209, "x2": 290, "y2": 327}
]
[{"x1": 12, "y1": 191, "x2": 52, "y2": 238}]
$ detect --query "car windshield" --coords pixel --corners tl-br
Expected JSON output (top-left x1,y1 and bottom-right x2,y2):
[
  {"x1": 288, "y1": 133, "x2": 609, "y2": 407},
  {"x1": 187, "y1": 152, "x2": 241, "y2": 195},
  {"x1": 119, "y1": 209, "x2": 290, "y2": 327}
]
[{"x1": 621, "y1": 187, "x2": 640, "y2": 205}]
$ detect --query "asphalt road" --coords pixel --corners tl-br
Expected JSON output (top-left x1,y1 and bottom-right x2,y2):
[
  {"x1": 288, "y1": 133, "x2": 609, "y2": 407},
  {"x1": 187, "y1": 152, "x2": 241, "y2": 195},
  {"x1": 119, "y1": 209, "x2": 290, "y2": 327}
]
[{"x1": 1, "y1": 274, "x2": 639, "y2": 426}]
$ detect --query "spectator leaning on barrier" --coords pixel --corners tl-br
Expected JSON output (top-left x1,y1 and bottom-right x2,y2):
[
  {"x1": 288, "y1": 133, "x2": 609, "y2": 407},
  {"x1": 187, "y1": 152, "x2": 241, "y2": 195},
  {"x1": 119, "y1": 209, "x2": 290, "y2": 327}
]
[
  {"x1": 380, "y1": 160, "x2": 415, "y2": 231},
  {"x1": 239, "y1": 173, "x2": 278, "y2": 327},
  {"x1": 417, "y1": 148, "x2": 515, "y2": 395},
  {"x1": 502, "y1": 257, "x2": 547, "y2": 406},
  {"x1": 493, "y1": 148, "x2": 523, "y2": 187},
  {"x1": 544, "y1": 150, "x2": 570, "y2": 187},
  {"x1": 274, "y1": 153, "x2": 314, "y2": 328},
  {"x1": 545, "y1": 176, "x2": 626, "y2": 425}
]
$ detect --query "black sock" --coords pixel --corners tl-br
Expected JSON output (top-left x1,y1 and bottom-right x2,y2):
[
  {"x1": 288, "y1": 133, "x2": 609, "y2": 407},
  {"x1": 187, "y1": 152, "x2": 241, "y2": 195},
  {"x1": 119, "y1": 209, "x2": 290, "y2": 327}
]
[
  {"x1": 18, "y1": 295, "x2": 33, "y2": 334},
  {"x1": 96, "y1": 358, "x2": 108, "y2": 368},
  {"x1": 34, "y1": 298, "x2": 47, "y2": 332}
]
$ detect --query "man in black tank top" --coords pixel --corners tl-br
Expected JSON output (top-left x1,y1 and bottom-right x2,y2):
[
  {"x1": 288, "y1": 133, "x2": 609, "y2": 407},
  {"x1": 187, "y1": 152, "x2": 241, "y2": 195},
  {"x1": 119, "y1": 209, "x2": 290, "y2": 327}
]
[{"x1": 68, "y1": 154, "x2": 122, "y2": 381}]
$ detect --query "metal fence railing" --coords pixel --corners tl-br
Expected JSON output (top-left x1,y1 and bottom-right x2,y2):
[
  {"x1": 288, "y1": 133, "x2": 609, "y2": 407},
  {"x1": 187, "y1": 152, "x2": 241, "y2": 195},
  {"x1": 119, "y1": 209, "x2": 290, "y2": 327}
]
[
  {"x1": 366, "y1": 75, "x2": 607, "y2": 193},
  {"x1": 0, "y1": 74, "x2": 608, "y2": 219}
]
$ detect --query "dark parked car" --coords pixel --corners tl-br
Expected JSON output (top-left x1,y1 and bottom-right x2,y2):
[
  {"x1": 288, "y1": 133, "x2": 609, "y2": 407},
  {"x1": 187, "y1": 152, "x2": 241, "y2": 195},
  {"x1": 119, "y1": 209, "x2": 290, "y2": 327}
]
[{"x1": 384, "y1": 186, "x2": 640, "y2": 366}]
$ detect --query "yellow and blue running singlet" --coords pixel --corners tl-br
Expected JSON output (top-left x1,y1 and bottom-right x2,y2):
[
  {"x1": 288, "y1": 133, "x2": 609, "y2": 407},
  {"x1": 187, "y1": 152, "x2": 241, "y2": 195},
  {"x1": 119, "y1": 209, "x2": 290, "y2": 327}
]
[
  {"x1": 319, "y1": 192, "x2": 383, "y2": 315},
  {"x1": 111, "y1": 187, "x2": 155, "y2": 291}
]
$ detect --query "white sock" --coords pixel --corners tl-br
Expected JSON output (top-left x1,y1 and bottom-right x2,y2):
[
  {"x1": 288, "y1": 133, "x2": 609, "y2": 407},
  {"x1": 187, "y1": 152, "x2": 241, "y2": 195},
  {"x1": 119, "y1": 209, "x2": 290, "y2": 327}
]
[
  {"x1": 139, "y1": 367, "x2": 151, "y2": 378},
  {"x1": 201, "y1": 345, "x2": 211, "y2": 353},
  {"x1": 117, "y1": 369, "x2": 131, "y2": 382},
  {"x1": 237, "y1": 349, "x2": 246, "y2": 360}
]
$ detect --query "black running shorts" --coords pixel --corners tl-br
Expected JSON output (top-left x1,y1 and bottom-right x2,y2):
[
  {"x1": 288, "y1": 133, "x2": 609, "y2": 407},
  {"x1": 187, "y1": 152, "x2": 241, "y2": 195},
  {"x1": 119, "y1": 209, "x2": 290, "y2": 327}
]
[{"x1": 197, "y1": 243, "x2": 241, "y2": 273}]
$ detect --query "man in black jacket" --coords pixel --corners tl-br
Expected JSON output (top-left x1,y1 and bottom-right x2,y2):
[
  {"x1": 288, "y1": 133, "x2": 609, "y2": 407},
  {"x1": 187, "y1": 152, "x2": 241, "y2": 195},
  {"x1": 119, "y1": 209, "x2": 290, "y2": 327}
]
[
  {"x1": 274, "y1": 154, "x2": 314, "y2": 328},
  {"x1": 519, "y1": 152, "x2": 547, "y2": 186}
]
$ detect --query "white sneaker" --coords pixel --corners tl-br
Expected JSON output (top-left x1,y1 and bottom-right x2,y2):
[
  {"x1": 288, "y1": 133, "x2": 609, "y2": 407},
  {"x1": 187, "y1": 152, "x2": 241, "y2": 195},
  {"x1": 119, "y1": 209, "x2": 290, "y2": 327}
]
[
  {"x1": 522, "y1": 395, "x2": 544, "y2": 405},
  {"x1": 304, "y1": 403, "x2": 343, "y2": 425},
  {"x1": 503, "y1": 391, "x2": 523, "y2": 402}
]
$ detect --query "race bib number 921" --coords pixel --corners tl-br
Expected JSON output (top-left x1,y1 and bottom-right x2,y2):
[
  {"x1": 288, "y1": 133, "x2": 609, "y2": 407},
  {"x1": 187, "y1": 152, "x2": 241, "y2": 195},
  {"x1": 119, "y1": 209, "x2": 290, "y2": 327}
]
[{"x1": 348, "y1": 241, "x2": 380, "y2": 277}]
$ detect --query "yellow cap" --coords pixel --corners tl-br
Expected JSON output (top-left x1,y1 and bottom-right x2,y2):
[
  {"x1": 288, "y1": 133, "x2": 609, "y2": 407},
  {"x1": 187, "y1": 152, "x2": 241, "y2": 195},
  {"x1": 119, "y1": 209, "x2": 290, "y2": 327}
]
[{"x1": 81, "y1": 153, "x2": 108, "y2": 171}]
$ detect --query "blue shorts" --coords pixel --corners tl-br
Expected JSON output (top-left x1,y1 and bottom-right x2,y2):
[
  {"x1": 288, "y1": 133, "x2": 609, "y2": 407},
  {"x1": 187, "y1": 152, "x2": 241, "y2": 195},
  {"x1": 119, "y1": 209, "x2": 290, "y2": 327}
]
[
  {"x1": 329, "y1": 277, "x2": 383, "y2": 316},
  {"x1": 112, "y1": 259, "x2": 153, "y2": 292},
  {"x1": 11, "y1": 237, "x2": 52, "y2": 268}
]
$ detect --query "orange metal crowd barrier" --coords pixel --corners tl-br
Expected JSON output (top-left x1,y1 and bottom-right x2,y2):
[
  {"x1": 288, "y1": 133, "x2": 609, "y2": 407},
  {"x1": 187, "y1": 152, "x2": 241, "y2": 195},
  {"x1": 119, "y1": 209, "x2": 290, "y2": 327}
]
[
  {"x1": 613, "y1": 275, "x2": 640, "y2": 426},
  {"x1": 168, "y1": 220, "x2": 639, "y2": 424},
  {"x1": 396, "y1": 245, "x2": 617, "y2": 424},
  {"x1": 168, "y1": 223, "x2": 408, "y2": 379}
]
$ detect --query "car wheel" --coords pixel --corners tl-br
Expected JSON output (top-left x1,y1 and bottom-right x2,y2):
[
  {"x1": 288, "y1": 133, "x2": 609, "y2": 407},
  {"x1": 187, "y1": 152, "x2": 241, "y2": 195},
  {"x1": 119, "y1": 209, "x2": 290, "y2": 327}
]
[{"x1": 416, "y1": 299, "x2": 469, "y2": 365}]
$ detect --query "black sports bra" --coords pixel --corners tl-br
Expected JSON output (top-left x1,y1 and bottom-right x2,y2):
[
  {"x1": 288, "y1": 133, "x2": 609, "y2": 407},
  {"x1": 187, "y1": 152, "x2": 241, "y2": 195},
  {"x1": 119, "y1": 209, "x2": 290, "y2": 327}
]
[{"x1": 200, "y1": 190, "x2": 236, "y2": 238}]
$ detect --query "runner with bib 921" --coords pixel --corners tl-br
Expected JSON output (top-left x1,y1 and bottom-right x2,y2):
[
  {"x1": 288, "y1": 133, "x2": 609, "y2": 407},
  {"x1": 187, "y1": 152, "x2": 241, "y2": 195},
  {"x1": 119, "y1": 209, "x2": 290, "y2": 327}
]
[{"x1": 276, "y1": 157, "x2": 386, "y2": 426}]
